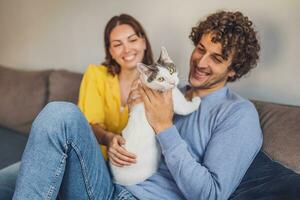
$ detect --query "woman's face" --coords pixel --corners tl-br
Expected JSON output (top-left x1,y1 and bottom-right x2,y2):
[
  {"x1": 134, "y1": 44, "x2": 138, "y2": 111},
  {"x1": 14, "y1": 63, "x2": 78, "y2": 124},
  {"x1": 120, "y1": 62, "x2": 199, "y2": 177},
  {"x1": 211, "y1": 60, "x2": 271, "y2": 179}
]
[{"x1": 109, "y1": 24, "x2": 146, "y2": 71}]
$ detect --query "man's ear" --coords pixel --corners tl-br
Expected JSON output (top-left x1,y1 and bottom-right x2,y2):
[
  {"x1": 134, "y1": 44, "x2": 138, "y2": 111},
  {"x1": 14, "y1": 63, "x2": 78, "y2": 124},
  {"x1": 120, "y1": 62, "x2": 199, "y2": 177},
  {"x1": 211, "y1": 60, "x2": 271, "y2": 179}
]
[{"x1": 228, "y1": 69, "x2": 236, "y2": 78}]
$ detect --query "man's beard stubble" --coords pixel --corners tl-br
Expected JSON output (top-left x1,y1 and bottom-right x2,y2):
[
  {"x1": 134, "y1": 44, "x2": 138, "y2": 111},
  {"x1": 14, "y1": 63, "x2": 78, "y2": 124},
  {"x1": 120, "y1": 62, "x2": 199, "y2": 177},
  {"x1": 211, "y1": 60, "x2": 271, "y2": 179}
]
[{"x1": 188, "y1": 61, "x2": 230, "y2": 90}]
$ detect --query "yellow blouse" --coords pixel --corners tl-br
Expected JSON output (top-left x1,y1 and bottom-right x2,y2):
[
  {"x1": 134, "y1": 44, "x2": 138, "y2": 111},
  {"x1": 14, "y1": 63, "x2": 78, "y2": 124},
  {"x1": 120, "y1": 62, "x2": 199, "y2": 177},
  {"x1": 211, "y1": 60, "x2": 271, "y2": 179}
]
[{"x1": 78, "y1": 64, "x2": 129, "y2": 159}]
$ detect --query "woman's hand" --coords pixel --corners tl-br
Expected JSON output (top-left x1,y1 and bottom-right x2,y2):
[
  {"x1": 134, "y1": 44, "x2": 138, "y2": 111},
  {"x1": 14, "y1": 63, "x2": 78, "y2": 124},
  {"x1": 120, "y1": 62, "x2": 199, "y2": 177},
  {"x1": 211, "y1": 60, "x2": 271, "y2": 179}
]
[
  {"x1": 139, "y1": 85, "x2": 174, "y2": 134},
  {"x1": 107, "y1": 133, "x2": 137, "y2": 167}
]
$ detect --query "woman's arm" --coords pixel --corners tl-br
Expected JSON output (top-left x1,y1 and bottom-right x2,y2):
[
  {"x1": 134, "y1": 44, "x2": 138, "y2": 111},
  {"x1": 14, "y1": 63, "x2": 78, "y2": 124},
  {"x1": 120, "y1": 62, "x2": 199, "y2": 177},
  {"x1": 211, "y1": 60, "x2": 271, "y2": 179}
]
[
  {"x1": 90, "y1": 124, "x2": 114, "y2": 146},
  {"x1": 91, "y1": 124, "x2": 136, "y2": 167}
]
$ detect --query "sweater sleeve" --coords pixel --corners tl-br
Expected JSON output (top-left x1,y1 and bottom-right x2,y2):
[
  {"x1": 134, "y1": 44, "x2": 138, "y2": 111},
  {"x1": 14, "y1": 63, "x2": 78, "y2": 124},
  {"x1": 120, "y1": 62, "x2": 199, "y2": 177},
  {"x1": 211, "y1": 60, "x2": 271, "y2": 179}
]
[{"x1": 156, "y1": 103, "x2": 263, "y2": 200}]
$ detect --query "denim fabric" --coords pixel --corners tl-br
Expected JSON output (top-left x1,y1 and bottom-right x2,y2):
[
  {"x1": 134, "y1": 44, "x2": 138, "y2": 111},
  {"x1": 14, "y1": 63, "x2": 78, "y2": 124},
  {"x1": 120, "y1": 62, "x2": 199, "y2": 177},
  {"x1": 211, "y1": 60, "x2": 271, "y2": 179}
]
[
  {"x1": 12, "y1": 102, "x2": 137, "y2": 200},
  {"x1": 229, "y1": 151, "x2": 300, "y2": 200},
  {"x1": 0, "y1": 162, "x2": 20, "y2": 200}
]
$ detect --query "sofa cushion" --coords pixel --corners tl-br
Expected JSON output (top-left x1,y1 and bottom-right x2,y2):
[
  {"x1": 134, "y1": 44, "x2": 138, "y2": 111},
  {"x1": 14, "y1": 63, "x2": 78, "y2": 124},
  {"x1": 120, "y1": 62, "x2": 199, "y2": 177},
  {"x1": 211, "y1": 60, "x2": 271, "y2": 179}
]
[
  {"x1": 252, "y1": 100, "x2": 300, "y2": 173},
  {"x1": 0, "y1": 125, "x2": 28, "y2": 169},
  {"x1": 48, "y1": 70, "x2": 82, "y2": 104},
  {"x1": 0, "y1": 66, "x2": 51, "y2": 133},
  {"x1": 230, "y1": 151, "x2": 300, "y2": 200}
]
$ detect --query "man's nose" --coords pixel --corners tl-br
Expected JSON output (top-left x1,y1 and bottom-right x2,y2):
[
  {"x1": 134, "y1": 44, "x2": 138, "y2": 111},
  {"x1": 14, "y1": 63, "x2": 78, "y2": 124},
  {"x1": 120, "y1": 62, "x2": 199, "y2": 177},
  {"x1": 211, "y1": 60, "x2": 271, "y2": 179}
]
[{"x1": 197, "y1": 55, "x2": 209, "y2": 68}]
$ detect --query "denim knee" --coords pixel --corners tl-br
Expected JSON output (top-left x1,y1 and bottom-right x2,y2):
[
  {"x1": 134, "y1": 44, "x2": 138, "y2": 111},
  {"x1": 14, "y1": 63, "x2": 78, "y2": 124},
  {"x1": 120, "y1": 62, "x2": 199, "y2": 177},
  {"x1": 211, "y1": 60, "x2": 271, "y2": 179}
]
[
  {"x1": 30, "y1": 101, "x2": 88, "y2": 142},
  {"x1": 42, "y1": 101, "x2": 82, "y2": 121}
]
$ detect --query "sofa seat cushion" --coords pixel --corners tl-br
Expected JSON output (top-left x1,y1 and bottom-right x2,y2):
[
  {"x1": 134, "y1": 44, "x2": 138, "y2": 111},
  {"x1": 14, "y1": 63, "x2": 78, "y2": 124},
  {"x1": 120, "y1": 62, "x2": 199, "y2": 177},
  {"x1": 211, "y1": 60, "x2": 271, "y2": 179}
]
[
  {"x1": 230, "y1": 151, "x2": 300, "y2": 200},
  {"x1": 0, "y1": 66, "x2": 51, "y2": 133},
  {"x1": 0, "y1": 126, "x2": 28, "y2": 169}
]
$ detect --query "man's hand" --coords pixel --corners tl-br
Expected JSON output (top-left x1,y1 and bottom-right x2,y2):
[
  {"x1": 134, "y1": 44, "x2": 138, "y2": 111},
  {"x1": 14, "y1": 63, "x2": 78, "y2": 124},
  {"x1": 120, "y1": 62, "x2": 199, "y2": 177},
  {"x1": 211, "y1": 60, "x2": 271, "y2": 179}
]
[
  {"x1": 139, "y1": 85, "x2": 174, "y2": 134},
  {"x1": 127, "y1": 79, "x2": 142, "y2": 110}
]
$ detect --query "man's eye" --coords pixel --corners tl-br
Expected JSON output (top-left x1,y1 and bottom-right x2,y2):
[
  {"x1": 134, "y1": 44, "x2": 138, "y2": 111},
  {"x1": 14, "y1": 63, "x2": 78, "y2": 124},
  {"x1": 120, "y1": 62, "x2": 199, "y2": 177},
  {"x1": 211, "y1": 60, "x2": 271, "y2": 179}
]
[
  {"x1": 197, "y1": 47, "x2": 205, "y2": 53},
  {"x1": 212, "y1": 56, "x2": 222, "y2": 63},
  {"x1": 157, "y1": 77, "x2": 165, "y2": 82}
]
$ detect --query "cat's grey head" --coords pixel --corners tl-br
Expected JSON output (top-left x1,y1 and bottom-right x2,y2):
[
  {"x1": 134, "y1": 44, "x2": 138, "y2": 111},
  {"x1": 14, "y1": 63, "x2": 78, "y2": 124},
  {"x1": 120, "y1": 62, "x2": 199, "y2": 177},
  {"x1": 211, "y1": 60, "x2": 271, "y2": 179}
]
[{"x1": 137, "y1": 47, "x2": 179, "y2": 91}]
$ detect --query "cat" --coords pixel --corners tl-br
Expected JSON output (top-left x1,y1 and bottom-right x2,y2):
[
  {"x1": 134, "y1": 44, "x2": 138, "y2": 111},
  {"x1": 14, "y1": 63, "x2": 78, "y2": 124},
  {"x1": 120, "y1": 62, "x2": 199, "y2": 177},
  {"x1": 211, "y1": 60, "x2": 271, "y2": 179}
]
[{"x1": 109, "y1": 47, "x2": 201, "y2": 186}]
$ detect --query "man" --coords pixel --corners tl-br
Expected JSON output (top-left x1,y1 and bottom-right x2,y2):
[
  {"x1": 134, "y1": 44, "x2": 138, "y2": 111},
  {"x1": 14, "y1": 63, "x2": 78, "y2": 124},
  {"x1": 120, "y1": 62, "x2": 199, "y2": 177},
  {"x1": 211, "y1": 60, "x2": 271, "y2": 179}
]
[
  {"x1": 126, "y1": 10, "x2": 262, "y2": 199},
  {"x1": 12, "y1": 10, "x2": 261, "y2": 199}
]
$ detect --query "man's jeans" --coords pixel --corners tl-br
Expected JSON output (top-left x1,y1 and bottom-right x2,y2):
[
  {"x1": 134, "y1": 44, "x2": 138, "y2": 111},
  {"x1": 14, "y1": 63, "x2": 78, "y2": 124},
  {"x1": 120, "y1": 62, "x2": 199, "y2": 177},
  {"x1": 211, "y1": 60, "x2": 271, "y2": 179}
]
[{"x1": 10, "y1": 102, "x2": 137, "y2": 200}]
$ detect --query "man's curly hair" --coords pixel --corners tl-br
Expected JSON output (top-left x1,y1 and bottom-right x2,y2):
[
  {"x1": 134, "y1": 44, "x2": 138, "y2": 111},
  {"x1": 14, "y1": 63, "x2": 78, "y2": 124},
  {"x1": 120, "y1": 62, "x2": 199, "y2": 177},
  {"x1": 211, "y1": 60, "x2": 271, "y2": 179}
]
[{"x1": 189, "y1": 11, "x2": 260, "y2": 82}]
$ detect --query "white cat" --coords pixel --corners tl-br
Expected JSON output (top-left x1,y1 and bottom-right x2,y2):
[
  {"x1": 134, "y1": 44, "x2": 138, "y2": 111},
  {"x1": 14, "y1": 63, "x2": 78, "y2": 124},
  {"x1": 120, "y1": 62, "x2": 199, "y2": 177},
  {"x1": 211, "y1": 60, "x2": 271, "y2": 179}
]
[{"x1": 110, "y1": 47, "x2": 201, "y2": 186}]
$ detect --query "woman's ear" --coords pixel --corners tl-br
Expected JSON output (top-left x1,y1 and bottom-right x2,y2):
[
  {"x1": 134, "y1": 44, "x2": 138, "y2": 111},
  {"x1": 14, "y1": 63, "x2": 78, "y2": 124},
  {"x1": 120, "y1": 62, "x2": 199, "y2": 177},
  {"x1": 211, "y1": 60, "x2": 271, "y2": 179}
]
[
  {"x1": 142, "y1": 38, "x2": 146, "y2": 51},
  {"x1": 109, "y1": 47, "x2": 115, "y2": 59}
]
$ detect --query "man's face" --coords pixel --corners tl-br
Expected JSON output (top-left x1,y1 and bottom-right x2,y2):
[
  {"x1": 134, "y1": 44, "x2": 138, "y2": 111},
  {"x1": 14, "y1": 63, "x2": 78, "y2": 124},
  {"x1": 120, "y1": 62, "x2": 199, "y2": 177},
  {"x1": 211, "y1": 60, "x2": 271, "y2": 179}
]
[{"x1": 189, "y1": 33, "x2": 235, "y2": 92}]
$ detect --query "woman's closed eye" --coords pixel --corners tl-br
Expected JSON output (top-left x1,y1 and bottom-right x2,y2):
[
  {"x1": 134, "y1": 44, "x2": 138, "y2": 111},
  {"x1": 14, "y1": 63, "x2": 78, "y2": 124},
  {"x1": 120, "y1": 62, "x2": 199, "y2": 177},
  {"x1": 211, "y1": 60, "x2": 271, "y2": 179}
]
[
  {"x1": 128, "y1": 35, "x2": 139, "y2": 43},
  {"x1": 129, "y1": 38, "x2": 138, "y2": 43},
  {"x1": 111, "y1": 42, "x2": 122, "y2": 48}
]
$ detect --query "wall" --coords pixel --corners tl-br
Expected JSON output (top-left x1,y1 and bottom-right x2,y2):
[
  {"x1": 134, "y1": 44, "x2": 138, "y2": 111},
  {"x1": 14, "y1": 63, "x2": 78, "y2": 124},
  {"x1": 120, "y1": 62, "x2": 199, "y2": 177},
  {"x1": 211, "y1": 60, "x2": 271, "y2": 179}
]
[{"x1": 0, "y1": 0, "x2": 299, "y2": 106}]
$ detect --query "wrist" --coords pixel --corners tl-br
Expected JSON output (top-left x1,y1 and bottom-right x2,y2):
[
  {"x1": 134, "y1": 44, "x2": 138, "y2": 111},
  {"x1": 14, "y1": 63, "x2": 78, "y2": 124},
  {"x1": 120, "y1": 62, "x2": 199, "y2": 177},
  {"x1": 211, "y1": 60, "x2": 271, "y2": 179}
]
[
  {"x1": 153, "y1": 123, "x2": 173, "y2": 134},
  {"x1": 104, "y1": 131, "x2": 114, "y2": 146}
]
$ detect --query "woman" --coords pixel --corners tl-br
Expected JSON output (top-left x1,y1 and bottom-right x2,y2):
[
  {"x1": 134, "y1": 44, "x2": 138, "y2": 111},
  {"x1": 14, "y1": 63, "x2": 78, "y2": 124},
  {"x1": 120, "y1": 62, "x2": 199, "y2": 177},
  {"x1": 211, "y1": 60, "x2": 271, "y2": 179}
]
[
  {"x1": 78, "y1": 13, "x2": 153, "y2": 165},
  {"x1": 0, "y1": 13, "x2": 153, "y2": 199}
]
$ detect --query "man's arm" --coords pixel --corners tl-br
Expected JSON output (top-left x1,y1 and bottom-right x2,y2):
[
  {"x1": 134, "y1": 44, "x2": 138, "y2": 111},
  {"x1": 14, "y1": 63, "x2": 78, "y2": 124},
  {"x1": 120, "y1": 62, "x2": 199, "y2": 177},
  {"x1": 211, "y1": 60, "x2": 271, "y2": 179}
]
[
  {"x1": 139, "y1": 85, "x2": 262, "y2": 199},
  {"x1": 157, "y1": 103, "x2": 262, "y2": 200}
]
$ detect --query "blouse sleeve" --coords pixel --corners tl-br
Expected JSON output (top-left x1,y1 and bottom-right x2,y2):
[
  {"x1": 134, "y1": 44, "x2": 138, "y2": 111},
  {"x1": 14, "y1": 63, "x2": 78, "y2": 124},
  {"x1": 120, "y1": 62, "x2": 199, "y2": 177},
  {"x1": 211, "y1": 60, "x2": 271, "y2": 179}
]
[{"x1": 78, "y1": 65, "x2": 106, "y2": 129}]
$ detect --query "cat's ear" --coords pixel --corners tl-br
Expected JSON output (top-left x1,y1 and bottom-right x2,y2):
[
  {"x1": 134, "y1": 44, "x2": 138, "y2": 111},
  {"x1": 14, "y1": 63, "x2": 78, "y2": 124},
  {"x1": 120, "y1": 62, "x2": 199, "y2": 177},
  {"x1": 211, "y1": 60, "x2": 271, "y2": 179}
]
[
  {"x1": 137, "y1": 63, "x2": 148, "y2": 75},
  {"x1": 137, "y1": 63, "x2": 157, "y2": 76},
  {"x1": 157, "y1": 46, "x2": 173, "y2": 65},
  {"x1": 137, "y1": 63, "x2": 158, "y2": 73}
]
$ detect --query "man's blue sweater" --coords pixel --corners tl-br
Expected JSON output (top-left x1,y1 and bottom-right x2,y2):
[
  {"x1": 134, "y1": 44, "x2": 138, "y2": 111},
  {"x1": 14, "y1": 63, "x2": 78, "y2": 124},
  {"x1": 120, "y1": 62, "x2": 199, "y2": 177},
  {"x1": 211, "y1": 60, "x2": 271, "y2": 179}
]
[{"x1": 126, "y1": 87, "x2": 263, "y2": 200}]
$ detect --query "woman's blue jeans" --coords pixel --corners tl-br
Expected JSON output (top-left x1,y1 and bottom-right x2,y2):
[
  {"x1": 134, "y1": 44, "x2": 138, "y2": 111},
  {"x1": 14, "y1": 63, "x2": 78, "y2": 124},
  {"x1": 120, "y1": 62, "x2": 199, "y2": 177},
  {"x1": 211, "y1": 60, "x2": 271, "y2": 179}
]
[
  {"x1": 0, "y1": 162, "x2": 20, "y2": 199},
  {"x1": 11, "y1": 102, "x2": 137, "y2": 200}
]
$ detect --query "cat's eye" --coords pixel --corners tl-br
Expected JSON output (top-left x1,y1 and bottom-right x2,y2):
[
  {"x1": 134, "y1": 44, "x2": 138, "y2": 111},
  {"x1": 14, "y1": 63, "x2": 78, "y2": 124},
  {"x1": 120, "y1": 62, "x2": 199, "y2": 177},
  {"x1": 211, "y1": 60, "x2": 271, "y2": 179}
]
[
  {"x1": 168, "y1": 68, "x2": 175, "y2": 75},
  {"x1": 157, "y1": 77, "x2": 165, "y2": 82}
]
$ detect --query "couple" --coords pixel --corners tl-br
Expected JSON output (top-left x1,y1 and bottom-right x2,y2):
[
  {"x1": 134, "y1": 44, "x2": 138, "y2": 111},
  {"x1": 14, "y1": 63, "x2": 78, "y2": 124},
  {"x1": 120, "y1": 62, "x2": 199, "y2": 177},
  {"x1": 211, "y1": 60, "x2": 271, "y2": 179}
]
[{"x1": 1, "y1": 10, "x2": 262, "y2": 199}]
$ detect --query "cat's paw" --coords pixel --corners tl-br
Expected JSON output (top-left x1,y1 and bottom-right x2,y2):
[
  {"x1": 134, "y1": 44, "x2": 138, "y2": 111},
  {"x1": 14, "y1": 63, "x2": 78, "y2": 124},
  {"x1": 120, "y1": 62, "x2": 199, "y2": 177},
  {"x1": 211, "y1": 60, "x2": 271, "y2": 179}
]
[{"x1": 192, "y1": 96, "x2": 201, "y2": 107}]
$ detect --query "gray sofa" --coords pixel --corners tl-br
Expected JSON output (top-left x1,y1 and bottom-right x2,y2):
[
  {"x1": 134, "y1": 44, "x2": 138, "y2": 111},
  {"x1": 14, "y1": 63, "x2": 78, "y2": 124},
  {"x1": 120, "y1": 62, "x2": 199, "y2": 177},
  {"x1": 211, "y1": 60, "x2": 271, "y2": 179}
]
[
  {"x1": 0, "y1": 65, "x2": 299, "y2": 175},
  {"x1": 0, "y1": 65, "x2": 82, "y2": 169}
]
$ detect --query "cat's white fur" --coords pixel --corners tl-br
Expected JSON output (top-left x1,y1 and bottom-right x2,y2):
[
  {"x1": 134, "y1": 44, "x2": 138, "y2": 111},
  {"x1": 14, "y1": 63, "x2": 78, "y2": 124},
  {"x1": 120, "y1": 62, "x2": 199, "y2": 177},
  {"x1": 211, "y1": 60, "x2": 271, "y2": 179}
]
[{"x1": 110, "y1": 47, "x2": 201, "y2": 185}]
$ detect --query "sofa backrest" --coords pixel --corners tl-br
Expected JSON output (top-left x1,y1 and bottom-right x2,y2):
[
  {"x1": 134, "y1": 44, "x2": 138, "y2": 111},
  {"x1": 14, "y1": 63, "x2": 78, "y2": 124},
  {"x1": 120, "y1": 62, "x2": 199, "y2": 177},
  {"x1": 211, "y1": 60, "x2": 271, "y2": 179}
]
[
  {"x1": 1, "y1": 65, "x2": 299, "y2": 173},
  {"x1": 0, "y1": 66, "x2": 52, "y2": 133},
  {"x1": 252, "y1": 100, "x2": 300, "y2": 173},
  {"x1": 0, "y1": 66, "x2": 83, "y2": 134},
  {"x1": 48, "y1": 69, "x2": 82, "y2": 104}
]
